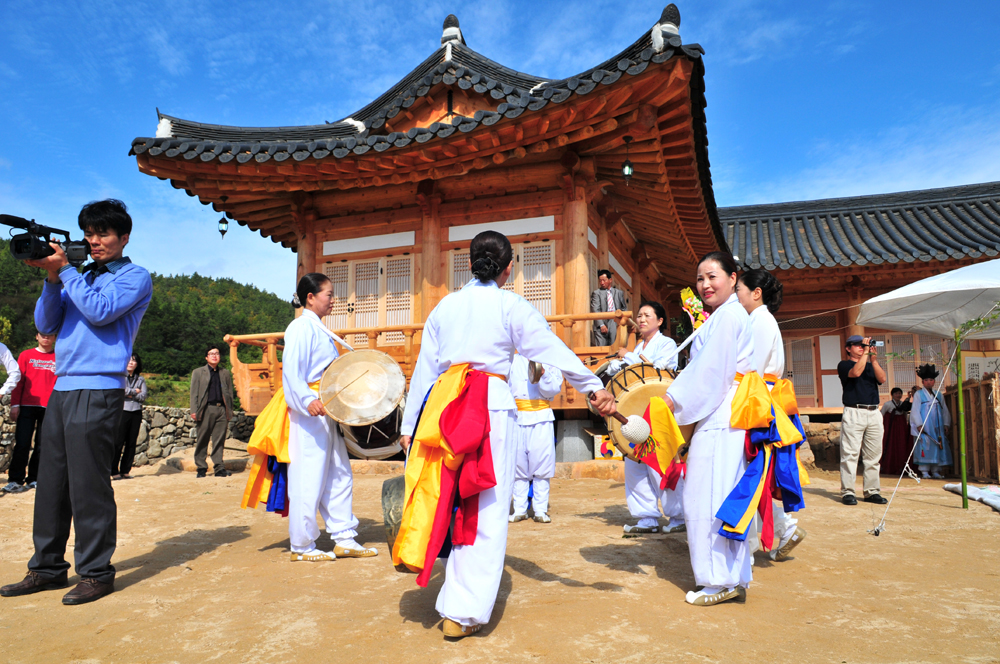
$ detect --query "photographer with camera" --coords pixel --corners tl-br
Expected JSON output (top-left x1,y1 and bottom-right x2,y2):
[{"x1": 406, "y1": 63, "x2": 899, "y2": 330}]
[
  {"x1": 0, "y1": 199, "x2": 152, "y2": 606},
  {"x1": 837, "y1": 335, "x2": 888, "y2": 506}
]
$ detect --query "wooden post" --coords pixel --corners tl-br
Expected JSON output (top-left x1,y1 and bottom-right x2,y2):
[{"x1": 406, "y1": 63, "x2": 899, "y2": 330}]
[
  {"x1": 418, "y1": 180, "x2": 443, "y2": 321},
  {"x1": 597, "y1": 214, "x2": 610, "y2": 270},
  {"x1": 847, "y1": 282, "x2": 864, "y2": 338},
  {"x1": 292, "y1": 195, "x2": 317, "y2": 319},
  {"x1": 564, "y1": 197, "x2": 590, "y2": 349}
]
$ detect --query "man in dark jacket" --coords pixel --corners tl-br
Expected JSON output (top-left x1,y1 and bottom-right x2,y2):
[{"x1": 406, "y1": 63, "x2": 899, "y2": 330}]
[
  {"x1": 590, "y1": 269, "x2": 628, "y2": 346},
  {"x1": 190, "y1": 345, "x2": 234, "y2": 478}
]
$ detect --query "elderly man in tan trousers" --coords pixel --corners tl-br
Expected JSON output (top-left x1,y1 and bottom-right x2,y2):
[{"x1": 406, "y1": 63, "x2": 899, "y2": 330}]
[
  {"x1": 190, "y1": 345, "x2": 234, "y2": 478},
  {"x1": 837, "y1": 335, "x2": 888, "y2": 506}
]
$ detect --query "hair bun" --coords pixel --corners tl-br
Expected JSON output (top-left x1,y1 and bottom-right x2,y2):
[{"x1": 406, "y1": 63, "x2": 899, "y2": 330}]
[
  {"x1": 291, "y1": 293, "x2": 302, "y2": 308},
  {"x1": 471, "y1": 256, "x2": 501, "y2": 281}
]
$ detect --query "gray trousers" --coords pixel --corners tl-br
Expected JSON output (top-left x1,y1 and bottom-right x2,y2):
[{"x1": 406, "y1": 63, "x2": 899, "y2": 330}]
[
  {"x1": 195, "y1": 404, "x2": 228, "y2": 473},
  {"x1": 840, "y1": 406, "x2": 884, "y2": 497},
  {"x1": 29, "y1": 389, "x2": 123, "y2": 584}
]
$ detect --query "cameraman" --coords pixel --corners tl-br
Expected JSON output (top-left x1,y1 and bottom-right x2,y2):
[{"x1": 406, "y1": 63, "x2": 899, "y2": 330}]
[
  {"x1": 0, "y1": 200, "x2": 152, "y2": 606},
  {"x1": 837, "y1": 335, "x2": 888, "y2": 506}
]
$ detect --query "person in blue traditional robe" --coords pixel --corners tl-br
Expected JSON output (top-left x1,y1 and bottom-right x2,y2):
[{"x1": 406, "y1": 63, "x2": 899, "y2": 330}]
[{"x1": 909, "y1": 364, "x2": 952, "y2": 479}]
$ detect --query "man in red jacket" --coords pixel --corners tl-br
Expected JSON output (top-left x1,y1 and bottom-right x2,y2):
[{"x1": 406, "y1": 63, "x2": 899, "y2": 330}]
[{"x1": 3, "y1": 332, "x2": 57, "y2": 493}]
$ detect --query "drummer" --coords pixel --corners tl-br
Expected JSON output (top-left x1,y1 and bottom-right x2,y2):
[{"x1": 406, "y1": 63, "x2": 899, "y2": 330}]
[
  {"x1": 663, "y1": 251, "x2": 755, "y2": 606},
  {"x1": 283, "y1": 273, "x2": 377, "y2": 562},
  {"x1": 396, "y1": 230, "x2": 616, "y2": 639},
  {"x1": 508, "y1": 355, "x2": 563, "y2": 524},
  {"x1": 609, "y1": 302, "x2": 685, "y2": 535}
]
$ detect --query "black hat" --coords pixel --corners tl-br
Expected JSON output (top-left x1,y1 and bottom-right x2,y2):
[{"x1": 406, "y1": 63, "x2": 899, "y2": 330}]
[{"x1": 916, "y1": 364, "x2": 939, "y2": 379}]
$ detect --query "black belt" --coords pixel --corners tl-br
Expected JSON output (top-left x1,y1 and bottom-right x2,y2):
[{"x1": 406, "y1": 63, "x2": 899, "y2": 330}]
[
  {"x1": 208, "y1": 401, "x2": 224, "y2": 406},
  {"x1": 846, "y1": 404, "x2": 878, "y2": 411}
]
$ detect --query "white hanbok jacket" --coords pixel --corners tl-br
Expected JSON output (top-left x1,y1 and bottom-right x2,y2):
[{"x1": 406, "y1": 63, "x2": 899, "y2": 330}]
[
  {"x1": 607, "y1": 331, "x2": 679, "y2": 375},
  {"x1": 748, "y1": 306, "x2": 784, "y2": 378},
  {"x1": 667, "y1": 294, "x2": 754, "y2": 430},
  {"x1": 282, "y1": 309, "x2": 340, "y2": 415},
  {"x1": 401, "y1": 279, "x2": 603, "y2": 435},
  {"x1": 509, "y1": 354, "x2": 563, "y2": 426}
]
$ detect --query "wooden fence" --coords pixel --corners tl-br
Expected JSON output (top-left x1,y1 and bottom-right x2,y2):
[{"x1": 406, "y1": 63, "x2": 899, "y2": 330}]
[{"x1": 945, "y1": 374, "x2": 999, "y2": 483}]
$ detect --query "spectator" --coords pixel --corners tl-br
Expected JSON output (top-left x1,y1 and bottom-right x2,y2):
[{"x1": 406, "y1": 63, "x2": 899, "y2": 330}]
[
  {"x1": 880, "y1": 387, "x2": 913, "y2": 476},
  {"x1": 1, "y1": 199, "x2": 152, "y2": 605},
  {"x1": 590, "y1": 269, "x2": 627, "y2": 346},
  {"x1": 3, "y1": 331, "x2": 57, "y2": 493},
  {"x1": 190, "y1": 345, "x2": 234, "y2": 478},
  {"x1": 838, "y1": 335, "x2": 888, "y2": 506},
  {"x1": 112, "y1": 352, "x2": 146, "y2": 480},
  {"x1": 1, "y1": 340, "x2": 22, "y2": 400}
]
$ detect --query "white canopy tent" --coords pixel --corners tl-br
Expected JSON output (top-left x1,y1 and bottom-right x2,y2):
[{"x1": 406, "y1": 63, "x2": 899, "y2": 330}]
[{"x1": 857, "y1": 257, "x2": 1000, "y2": 508}]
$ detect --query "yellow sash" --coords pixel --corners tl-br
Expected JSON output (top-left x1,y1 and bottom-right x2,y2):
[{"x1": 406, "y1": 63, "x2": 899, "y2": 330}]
[
  {"x1": 240, "y1": 380, "x2": 320, "y2": 510},
  {"x1": 731, "y1": 372, "x2": 773, "y2": 430},
  {"x1": 515, "y1": 399, "x2": 552, "y2": 412}
]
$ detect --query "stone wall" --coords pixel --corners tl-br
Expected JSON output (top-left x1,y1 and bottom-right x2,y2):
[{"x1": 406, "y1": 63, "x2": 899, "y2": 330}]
[
  {"x1": 0, "y1": 398, "x2": 256, "y2": 473},
  {"x1": 803, "y1": 421, "x2": 841, "y2": 466}
]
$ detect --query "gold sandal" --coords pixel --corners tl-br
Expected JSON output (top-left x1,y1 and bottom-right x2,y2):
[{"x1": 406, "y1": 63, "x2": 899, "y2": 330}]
[
  {"x1": 442, "y1": 619, "x2": 482, "y2": 639},
  {"x1": 290, "y1": 550, "x2": 337, "y2": 562},
  {"x1": 333, "y1": 544, "x2": 378, "y2": 558}
]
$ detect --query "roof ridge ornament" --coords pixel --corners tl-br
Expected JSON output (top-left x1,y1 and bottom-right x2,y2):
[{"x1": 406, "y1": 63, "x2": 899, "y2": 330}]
[
  {"x1": 441, "y1": 14, "x2": 466, "y2": 46},
  {"x1": 652, "y1": 3, "x2": 682, "y2": 53}
]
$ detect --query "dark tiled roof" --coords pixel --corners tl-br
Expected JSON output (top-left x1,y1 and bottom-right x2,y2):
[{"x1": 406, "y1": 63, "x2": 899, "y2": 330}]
[
  {"x1": 719, "y1": 182, "x2": 1000, "y2": 269},
  {"x1": 129, "y1": 12, "x2": 707, "y2": 166}
]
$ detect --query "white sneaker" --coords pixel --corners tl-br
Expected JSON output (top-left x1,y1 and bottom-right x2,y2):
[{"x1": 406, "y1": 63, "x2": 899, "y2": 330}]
[
  {"x1": 931, "y1": 472, "x2": 944, "y2": 479},
  {"x1": 623, "y1": 523, "x2": 659, "y2": 534},
  {"x1": 920, "y1": 471, "x2": 931, "y2": 479},
  {"x1": 663, "y1": 521, "x2": 686, "y2": 534},
  {"x1": 509, "y1": 513, "x2": 529, "y2": 523}
]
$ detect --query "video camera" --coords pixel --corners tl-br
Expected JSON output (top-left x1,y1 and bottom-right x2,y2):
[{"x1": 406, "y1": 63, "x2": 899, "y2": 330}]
[
  {"x1": 867, "y1": 341, "x2": 885, "y2": 348},
  {"x1": 1, "y1": 214, "x2": 90, "y2": 267}
]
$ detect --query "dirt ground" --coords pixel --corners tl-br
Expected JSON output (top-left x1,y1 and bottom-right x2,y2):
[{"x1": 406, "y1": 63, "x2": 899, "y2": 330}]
[{"x1": 0, "y1": 461, "x2": 998, "y2": 664}]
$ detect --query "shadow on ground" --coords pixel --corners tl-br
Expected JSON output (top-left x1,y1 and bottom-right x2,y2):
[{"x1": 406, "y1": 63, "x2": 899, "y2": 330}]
[{"x1": 114, "y1": 525, "x2": 251, "y2": 590}]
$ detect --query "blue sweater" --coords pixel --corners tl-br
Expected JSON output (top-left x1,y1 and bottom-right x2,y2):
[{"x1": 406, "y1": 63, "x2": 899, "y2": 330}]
[{"x1": 35, "y1": 258, "x2": 153, "y2": 391}]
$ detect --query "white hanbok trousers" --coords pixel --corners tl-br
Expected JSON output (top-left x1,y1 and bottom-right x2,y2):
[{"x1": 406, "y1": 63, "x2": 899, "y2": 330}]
[
  {"x1": 512, "y1": 420, "x2": 555, "y2": 515},
  {"x1": 682, "y1": 419, "x2": 752, "y2": 589},
  {"x1": 287, "y1": 410, "x2": 359, "y2": 553},
  {"x1": 624, "y1": 457, "x2": 685, "y2": 523},
  {"x1": 746, "y1": 506, "x2": 798, "y2": 556},
  {"x1": 437, "y1": 410, "x2": 516, "y2": 627}
]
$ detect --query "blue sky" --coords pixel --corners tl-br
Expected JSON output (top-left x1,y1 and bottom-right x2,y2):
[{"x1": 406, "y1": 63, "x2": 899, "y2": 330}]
[{"x1": 2, "y1": 0, "x2": 999, "y2": 296}]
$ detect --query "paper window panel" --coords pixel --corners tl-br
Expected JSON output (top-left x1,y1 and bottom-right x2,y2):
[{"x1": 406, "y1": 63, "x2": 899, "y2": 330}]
[
  {"x1": 352, "y1": 260, "x2": 380, "y2": 345},
  {"x1": 521, "y1": 244, "x2": 553, "y2": 315},
  {"x1": 384, "y1": 257, "x2": 412, "y2": 345},
  {"x1": 323, "y1": 263, "x2": 350, "y2": 330},
  {"x1": 786, "y1": 338, "x2": 815, "y2": 396},
  {"x1": 452, "y1": 251, "x2": 471, "y2": 292},
  {"x1": 886, "y1": 334, "x2": 912, "y2": 396}
]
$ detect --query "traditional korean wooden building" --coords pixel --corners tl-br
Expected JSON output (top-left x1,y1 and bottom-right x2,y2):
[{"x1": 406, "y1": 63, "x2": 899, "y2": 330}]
[
  {"x1": 130, "y1": 6, "x2": 727, "y2": 414},
  {"x1": 720, "y1": 181, "x2": 1000, "y2": 410}
]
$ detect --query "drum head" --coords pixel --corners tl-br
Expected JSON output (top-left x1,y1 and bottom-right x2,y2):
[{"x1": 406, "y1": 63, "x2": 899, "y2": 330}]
[
  {"x1": 608, "y1": 364, "x2": 677, "y2": 459},
  {"x1": 320, "y1": 349, "x2": 406, "y2": 426}
]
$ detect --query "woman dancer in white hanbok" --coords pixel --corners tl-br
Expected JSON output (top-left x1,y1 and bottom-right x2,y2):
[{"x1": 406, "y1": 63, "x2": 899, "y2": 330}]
[
  {"x1": 664, "y1": 252, "x2": 754, "y2": 606},
  {"x1": 284, "y1": 273, "x2": 376, "y2": 561},
  {"x1": 399, "y1": 231, "x2": 615, "y2": 639},
  {"x1": 736, "y1": 268, "x2": 807, "y2": 562},
  {"x1": 612, "y1": 302, "x2": 685, "y2": 535},
  {"x1": 508, "y1": 354, "x2": 562, "y2": 524}
]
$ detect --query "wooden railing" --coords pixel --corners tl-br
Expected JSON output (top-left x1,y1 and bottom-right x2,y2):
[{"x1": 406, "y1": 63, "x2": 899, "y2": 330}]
[{"x1": 224, "y1": 310, "x2": 634, "y2": 415}]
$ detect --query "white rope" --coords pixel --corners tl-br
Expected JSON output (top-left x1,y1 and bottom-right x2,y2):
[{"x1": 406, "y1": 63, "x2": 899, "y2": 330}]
[{"x1": 868, "y1": 343, "x2": 958, "y2": 536}]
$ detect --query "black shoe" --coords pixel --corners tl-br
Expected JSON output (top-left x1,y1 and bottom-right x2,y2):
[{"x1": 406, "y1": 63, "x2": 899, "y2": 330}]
[
  {"x1": 196, "y1": 469, "x2": 207, "y2": 478},
  {"x1": 842, "y1": 494, "x2": 858, "y2": 505},
  {"x1": 1, "y1": 571, "x2": 69, "y2": 597},
  {"x1": 215, "y1": 469, "x2": 231, "y2": 478},
  {"x1": 62, "y1": 578, "x2": 115, "y2": 605},
  {"x1": 863, "y1": 494, "x2": 888, "y2": 505}
]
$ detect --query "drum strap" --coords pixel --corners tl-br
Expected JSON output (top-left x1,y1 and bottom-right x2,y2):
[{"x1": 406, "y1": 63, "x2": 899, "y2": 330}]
[
  {"x1": 515, "y1": 399, "x2": 552, "y2": 412},
  {"x1": 310, "y1": 317, "x2": 355, "y2": 351}
]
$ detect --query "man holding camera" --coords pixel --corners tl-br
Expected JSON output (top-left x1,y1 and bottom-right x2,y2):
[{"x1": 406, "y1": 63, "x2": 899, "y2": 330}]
[
  {"x1": 838, "y1": 335, "x2": 888, "y2": 506},
  {"x1": 0, "y1": 200, "x2": 152, "y2": 605}
]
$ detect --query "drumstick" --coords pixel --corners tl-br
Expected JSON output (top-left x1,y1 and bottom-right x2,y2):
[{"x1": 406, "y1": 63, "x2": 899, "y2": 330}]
[{"x1": 322, "y1": 370, "x2": 370, "y2": 410}]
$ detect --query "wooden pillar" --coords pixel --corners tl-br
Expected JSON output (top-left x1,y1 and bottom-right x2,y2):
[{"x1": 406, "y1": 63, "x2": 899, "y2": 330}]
[
  {"x1": 418, "y1": 181, "x2": 443, "y2": 322},
  {"x1": 847, "y1": 281, "x2": 864, "y2": 338},
  {"x1": 597, "y1": 215, "x2": 609, "y2": 269},
  {"x1": 564, "y1": 194, "x2": 590, "y2": 348},
  {"x1": 292, "y1": 195, "x2": 317, "y2": 319}
]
